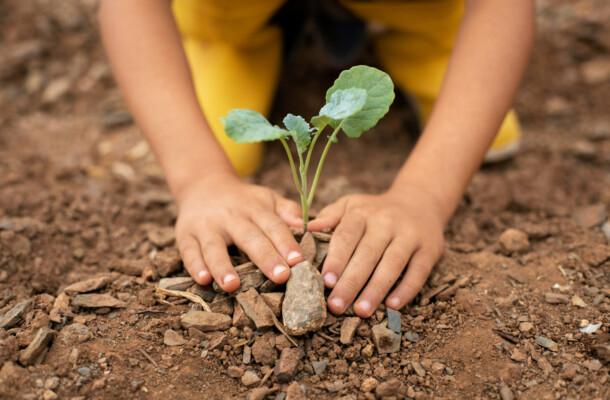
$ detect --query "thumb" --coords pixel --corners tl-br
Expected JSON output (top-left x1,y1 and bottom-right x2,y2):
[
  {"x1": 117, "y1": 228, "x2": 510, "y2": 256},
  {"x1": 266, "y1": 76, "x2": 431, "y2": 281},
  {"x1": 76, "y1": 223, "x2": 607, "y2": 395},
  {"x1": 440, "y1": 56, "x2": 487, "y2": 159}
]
[
  {"x1": 307, "y1": 198, "x2": 346, "y2": 231},
  {"x1": 274, "y1": 195, "x2": 303, "y2": 227}
]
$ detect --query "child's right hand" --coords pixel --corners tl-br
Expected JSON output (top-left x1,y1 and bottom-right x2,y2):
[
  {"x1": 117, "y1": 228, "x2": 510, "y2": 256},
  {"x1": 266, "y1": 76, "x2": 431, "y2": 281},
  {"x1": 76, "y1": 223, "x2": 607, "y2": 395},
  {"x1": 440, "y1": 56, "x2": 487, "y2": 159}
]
[{"x1": 174, "y1": 174, "x2": 304, "y2": 292}]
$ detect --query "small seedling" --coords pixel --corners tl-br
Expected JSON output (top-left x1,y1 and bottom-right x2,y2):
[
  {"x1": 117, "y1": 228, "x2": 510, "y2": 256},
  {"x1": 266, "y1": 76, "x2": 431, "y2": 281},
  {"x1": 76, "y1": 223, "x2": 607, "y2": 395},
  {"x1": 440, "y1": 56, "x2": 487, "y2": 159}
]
[{"x1": 221, "y1": 65, "x2": 395, "y2": 232}]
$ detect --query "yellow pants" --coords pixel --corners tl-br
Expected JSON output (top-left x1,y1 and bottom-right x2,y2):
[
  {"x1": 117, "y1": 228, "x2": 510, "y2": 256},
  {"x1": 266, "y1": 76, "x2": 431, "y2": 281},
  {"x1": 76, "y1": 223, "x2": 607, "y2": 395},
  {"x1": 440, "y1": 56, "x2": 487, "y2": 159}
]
[{"x1": 173, "y1": 0, "x2": 520, "y2": 175}]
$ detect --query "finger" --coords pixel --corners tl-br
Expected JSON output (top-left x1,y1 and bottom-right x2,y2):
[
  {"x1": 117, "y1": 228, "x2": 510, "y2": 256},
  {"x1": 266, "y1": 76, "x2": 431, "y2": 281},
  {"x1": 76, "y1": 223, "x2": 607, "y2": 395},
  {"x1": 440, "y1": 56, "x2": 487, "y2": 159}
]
[
  {"x1": 199, "y1": 234, "x2": 241, "y2": 292},
  {"x1": 229, "y1": 220, "x2": 291, "y2": 284},
  {"x1": 320, "y1": 213, "x2": 365, "y2": 289},
  {"x1": 274, "y1": 195, "x2": 303, "y2": 227},
  {"x1": 327, "y1": 229, "x2": 391, "y2": 315},
  {"x1": 251, "y1": 211, "x2": 303, "y2": 266},
  {"x1": 179, "y1": 235, "x2": 213, "y2": 285},
  {"x1": 307, "y1": 198, "x2": 347, "y2": 232},
  {"x1": 353, "y1": 240, "x2": 413, "y2": 318},
  {"x1": 385, "y1": 247, "x2": 438, "y2": 310}
]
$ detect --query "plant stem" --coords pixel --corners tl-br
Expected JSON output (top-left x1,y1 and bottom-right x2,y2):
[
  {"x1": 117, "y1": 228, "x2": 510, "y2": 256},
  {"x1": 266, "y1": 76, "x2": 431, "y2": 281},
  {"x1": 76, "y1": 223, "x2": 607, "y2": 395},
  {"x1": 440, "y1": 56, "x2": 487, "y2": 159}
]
[
  {"x1": 300, "y1": 167, "x2": 308, "y2": 233},
  {"x1": 279, "y1": 137, "x2": 302, "y2": 193},
  {"x1": 307, "y1": 121, "x2": 343, "y2": 208},
  {"x1": 304, "y1": 123, "x2": 326, "y2": 173}
]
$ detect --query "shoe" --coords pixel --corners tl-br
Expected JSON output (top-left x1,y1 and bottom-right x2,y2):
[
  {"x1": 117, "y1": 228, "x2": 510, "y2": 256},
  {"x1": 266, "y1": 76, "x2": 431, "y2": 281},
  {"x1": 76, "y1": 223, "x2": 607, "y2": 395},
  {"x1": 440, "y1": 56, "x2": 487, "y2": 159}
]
[{"x1": 483, "y1": 109, "x2": 522, "y2": 163}]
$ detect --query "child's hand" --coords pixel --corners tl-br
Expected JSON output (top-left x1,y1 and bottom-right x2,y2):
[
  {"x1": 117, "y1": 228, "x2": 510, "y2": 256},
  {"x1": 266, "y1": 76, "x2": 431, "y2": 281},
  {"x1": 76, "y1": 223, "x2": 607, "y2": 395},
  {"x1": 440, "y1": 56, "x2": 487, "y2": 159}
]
[
  {"x1": 175, "y1": 174, "x2": 304, "y2": 292},
  {"x1": 308, "y1": 186, "x2": 445, "y2": 317}
]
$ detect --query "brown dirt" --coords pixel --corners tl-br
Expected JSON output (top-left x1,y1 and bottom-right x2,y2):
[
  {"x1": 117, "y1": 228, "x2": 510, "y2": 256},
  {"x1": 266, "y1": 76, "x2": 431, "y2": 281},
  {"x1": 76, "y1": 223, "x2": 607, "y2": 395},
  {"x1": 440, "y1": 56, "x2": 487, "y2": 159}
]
[{"x1": 1, "y1": 0, "x2": 610, "y2": 399}]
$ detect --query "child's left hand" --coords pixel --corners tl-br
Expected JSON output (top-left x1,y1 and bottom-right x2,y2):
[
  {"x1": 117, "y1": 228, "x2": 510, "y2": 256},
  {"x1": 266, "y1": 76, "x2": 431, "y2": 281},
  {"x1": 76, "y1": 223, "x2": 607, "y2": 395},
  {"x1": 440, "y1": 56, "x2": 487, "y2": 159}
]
[{"x1": 308, "y1": 185, "x2": 446, "y2": 317}]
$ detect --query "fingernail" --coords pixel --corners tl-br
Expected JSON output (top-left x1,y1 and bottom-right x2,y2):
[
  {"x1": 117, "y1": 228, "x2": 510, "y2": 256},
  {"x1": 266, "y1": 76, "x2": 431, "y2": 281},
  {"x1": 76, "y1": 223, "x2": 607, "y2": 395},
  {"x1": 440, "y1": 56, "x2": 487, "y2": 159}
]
[
  {"x1": 273, "y1": 265, "x2": 289, "y2": 278},
  {"x1": 197, "y1": 270, "x2": 209, "y2": 281},
  {"x1": 357, "y1": 300, "x2": 371, "y2": 314},
  {"x1": 387, "y1": 297, "x2": 400, "y2": 309},
  {"x1": 223, "y1": 274, "x2": 238, "y2": 285},
  {"x1": 329, "y1": 297, "x2": 344, "y2": 311},
  {"x1": 323, "y1": 273, "x2": 337, "y2": 287},
  {"x1": 287, "y1": 251, "x2": 302, "y2": 263}
]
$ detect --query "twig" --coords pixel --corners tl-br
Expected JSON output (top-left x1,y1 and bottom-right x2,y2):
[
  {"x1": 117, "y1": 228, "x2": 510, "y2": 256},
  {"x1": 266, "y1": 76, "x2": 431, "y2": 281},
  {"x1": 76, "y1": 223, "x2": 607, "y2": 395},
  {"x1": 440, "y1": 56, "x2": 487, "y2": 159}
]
[
  {"x1": 233, "y1": 338, "x2": 252, "y2": 349},
  {"x1": 155, "y1": 287, "x2": 212, "y2": 312},
  {"x1": 269, "y1": 313, "x2": 298, "y2": 347},
  {"x1": 259, "y1": 369, "x2": 274, "y2": 387},
  {"x1": 317, "y1": 331, "x2": 336, "y2": 341},
  {"x1": 492, "y1": 329, "x2": 520, "y2": 344},
  {"x1": 138, "y1": 347, "x2": 158, "y2": 367}
]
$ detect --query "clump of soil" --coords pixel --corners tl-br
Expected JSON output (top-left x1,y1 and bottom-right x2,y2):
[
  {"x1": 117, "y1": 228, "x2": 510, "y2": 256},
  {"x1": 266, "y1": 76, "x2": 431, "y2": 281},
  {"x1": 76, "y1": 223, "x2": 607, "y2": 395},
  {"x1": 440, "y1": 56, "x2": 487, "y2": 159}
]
[{"x1": 1, "y1": 0, "x2": 610, "y2": 399}]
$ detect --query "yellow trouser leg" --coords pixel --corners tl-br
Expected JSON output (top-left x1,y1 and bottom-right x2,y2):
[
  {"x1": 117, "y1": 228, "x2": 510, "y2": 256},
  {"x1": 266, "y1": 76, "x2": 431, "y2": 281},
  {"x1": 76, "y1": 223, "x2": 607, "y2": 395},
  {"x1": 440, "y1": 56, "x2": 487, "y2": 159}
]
[
  {"x1": 342, "y1": 0, "x2": 522, "y2": 161},
  {"x1": 173, "y1": 0, "x2": 285, "y2": 176}
]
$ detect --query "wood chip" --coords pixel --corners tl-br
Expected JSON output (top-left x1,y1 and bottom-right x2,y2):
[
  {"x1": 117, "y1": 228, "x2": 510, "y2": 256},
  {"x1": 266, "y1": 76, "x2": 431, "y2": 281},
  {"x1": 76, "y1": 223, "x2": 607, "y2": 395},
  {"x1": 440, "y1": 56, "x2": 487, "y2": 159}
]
[{"x1": 156, "y1": 287, "x2": 211, "y2": 312}]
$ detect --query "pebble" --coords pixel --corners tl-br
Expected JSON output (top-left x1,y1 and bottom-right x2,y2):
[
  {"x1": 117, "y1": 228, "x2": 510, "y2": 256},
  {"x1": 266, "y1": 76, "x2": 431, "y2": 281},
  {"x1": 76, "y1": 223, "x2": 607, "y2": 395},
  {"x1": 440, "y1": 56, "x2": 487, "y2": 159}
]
[
  {"x1": 312, "y1": 360, "x2": 328, "y2": 375},
  {"x1": 544, "y1": 293, "x2": 569, "y2": 304},
  {"x1": 572, "y1": 204, "x2": 606, "y2": 228},
  {"x1": 324, "y1": 380, "x2": 346, "y2": 392},
  {"x1": 241, "y1": 371, "x2": 261, "y2": 388},
  {"x1": 153, "y1": 249, "x2": 182, "y2": 277},
  {"x1": 147, "y1": 227, "x2": 175, "y2": 247},
  {"x1": 180, "y1": 311, "x2": 232, "y2": 332},
  {"x1": 274, "y1": 347, "x2": 302, "y2": 382},
  {"x1": 571, "y1": 295, "x2": 587, "y2": 308},
  {"x1": 535, "y1": 336, "x2": 559, "y2": 352},
  {"x1": 582, "y1": 359, "x2": 602, "y2": 371},
  {"x1": 519, "y1": 322, "x2": 534, "y2": 332},
  {"x1": 340, "y1": 317, "x2": 361, "y2": 345},
  {"x1": 44, "y1": 377, "x2": 59, "y2": 390},
  {"x1": 386, "y1": 308, "x2": 401, "y2": 333},
  {"x1": 233, "y1": 303, "x2": 255, "y2": 329},
  {"x1": 77, "y1": 367, "x2": 91, "y2": 376},
  {"x1": 499, "y1": 229, "x2": 530, "y2": 253},
  {"x1": 412, "y1": 361, "x2": 426, "y2": 377},
  {"x1": 19, "y1": 327, "x2": 55, "y2": 366},
  {"x1": 499, "y1": 381, "x2": 514, "y2": 400},
  {"x1": 0, "y1": 300, "x2": 31, "y2": 329},
  {"x1": 261, "y1": 292, "x2": 284, "y2": 316},
  {"x1": 299, "y1": 232, "x2": 317, "y2": 264},
  {"x1": 251, "y1": 333, "x2": 276, "y2": 366},
  {"x1": 361, "y1": 344, "x2": 374, "y2": 358},
  {"x1": 250, "y1": 387, "x2": 272, "y2": 400},
  {"x1": 359, "y1": 377, "x2": 378, "y2": 393},
  {"x1": 42, "y1": 390, "x2": 57, "y2": 400},
  {"x1": 285, "y1": 381, "x2": 306, "y2": 400},
  {"x1": 602, "y1": 221, "x2": 610, "y2": 239},
  {"x1": 236, "y1": 288, "x2": 275, "y2": 329},
  {"x1": 510, "y1": 348, "x2": 526, "y2": 362},
  {"x1": 537, "y1": 357, "x2": 554, "y2": 374},
  {"x1": 403, "y1": 331, "x2": 420, "y2": 343},
  {"x1": 163, "y1": 329, "x2": 186, "y2": 346},
  {"x1": 282, "y1": 261, "x2": 327, "y2": 335},
  {"x1": 580, "y1": 57, "x2": 610, "y2": 85},
  {"x1": 371, "y1": 324, "x2": 401, "y2": 354},
  {"x1": 64, "y1": 276, "x2": 112, "y2": 294},
  {"x1": 210, "y1": 296, "x2": 233, "y2": 315},
  {"x1": 375, "y1": 378, "x2": 401, "y2": 397},
  {"x1": 227, "y1": 366, "x2": 244, "y2": 378},
  {"x1": 72, "y1": 294, "x2": 127, "y2": 309},
  {"x1": 243, "y1": 345, "x2": 252, "y2": 364}
]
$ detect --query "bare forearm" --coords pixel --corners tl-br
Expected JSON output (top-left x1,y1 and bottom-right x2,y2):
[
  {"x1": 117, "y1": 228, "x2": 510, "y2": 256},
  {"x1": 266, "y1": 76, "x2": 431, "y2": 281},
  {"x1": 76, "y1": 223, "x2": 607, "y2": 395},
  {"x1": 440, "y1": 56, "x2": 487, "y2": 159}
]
[
  {"x1": 392, "y1": 0, "x2": 535, "y2": 222},
  {"x1": 98, "y1": 0, "x2": 236, "y2": 199}
]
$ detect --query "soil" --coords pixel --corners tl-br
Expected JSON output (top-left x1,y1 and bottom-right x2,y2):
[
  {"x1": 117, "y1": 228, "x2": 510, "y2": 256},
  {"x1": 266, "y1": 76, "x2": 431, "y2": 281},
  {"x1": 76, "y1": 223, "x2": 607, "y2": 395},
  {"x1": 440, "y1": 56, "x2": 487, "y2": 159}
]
[{"x1": 1, "y1": 0, "x2": 610, "y2": 399}]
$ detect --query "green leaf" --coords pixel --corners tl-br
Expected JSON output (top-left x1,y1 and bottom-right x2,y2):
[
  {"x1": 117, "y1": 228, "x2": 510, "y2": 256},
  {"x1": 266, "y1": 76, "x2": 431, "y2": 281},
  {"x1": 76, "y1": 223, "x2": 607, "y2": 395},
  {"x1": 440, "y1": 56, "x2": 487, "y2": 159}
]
[
  {"x1": 283, "y1": 114, "x2": 313, "y2": 154},
  {"x1": 324, "y1": 65, "x2": 395, "y2": 138},
  {"x1": 220, "y1": 109, "x2": 289, "y2": 143},
  {"x1": 319, "y1": 88, "x2": 367, "y2": 120},
  {"x1": 311, "y1": 115, "x2": 331, "y2": 131}
]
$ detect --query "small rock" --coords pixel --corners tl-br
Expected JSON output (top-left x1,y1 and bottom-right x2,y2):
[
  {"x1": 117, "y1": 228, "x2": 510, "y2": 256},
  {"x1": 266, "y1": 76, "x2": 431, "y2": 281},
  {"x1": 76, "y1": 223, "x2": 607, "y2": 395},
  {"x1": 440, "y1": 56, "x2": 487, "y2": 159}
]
[
  {"x1": 403, "y1": 331, "x2": 420, "y2": 343},
  {"x1": 210, "y1": 295, "x2": 233, "y2": 315},
  {"x1": 510, "y1": 348, "x2": 526, "y2": 362},
  {"x1": 274, "y1": 347, "x2": 302, "y2": 382},
  {"x1": 371, "y1": 324, "x2": 400, "y2": 354},
  {"x1": 250, "y1": 387, "x2": 272, "y2": 400},
  {"x1": 42, "y1": 77, "x2": 71, "y2": 104},
  {"x1": 324, "y1": 380, "x2": 346, "y2": 393},
  {"x1": 159, "y1": 277, "x2": 194, "y2": 291},
  {"x1": 312, "y1": 360, "x2": 328, "y2": 375},
  {"x1": 361, "y1": 344, "x2": 374, "y2": 358},
  {"x1": 499, "y1": 381, "x2": 514, "y2": 400},
  {"x1": 153, "y1": 248, "x2": 181, "y2": 277},
  {"x1": 241, "y1": 371, "x2": 260, "y2": 388},
  {"x1": 299, "y1": 232, "x2": 317, "y2": 264},
  {"x1": 602, "y1": 221, "x2": 610, "y2": 239},
  {"x1": 412, "y1": 361, "x2": 426, "y2": 377},
  {"x1": 571, "y1": 141, "x2": 597, "y2": 160},
  {"x1": 251, "y1": 333, "x2": 276, "y2": 366},
  {"x1": 147, "y1": 227, "x2": 175, "y2": 247},
  {"x1": 360, "y1": 377, "x2": 378, "y2": 393},
  {"x1": 375, "y1": 378, "x2": 401, "y2": 397},
  {"x1": 114, "y1": 259, "x2": 148, "y2": 276},
  {"x1": 386, "y1": 308, "x2": 401, "y2": 334},
  {"x1": 44, "y1": 377, "x2": 59, "y2": 390},
  {"x1": 19, "y1": 327, "x2": 55, "y2": 366},
  {"x1": 571, "y1": 295, "x2": 587, "y2": 308},
  {"x1": 227, "y1": 366, "x2": 244, "y2": 378},
  {"x1": 0, "y1": 300, "x2": 31, "y2": 329},
  {"x1": 329, "y1": 359, "x2": 348, "y2": 375},
  {"x1": 582, "y1": 359, "x2": 602, "y2": 371},
  {"x1": 538, "y1": 357, "x2": 554, "y2": 374},
  {"x1": 64, "y1": 276, "x2": 112, "y2": 294},
  {"x1": 535, "y1": 336, "x2": 559, "y2": 352},
  {"x1": 207, "y1": 332, "x2": 228, "y2": 350},
  {"x1": 313, "y1": 241, "x2": 328, "y2": 269},
  {"x1": 261, "y1": 292, "x2": 284, "y2": 316},
  {"x1": 518, "y1": 322, "x2": 534, "y2": 333},
  {"x1": 572, "y1": 204, "x2": 606, "y2": 228},
  {"x1": 236, "y1": 288, "x2": 275, "y2": 329},
  {"x1": 242, "y1": 345, "x2": 252, "y2": 364},
  {"x1": 275, "y1": 334, "x2": 292, "y2": 352},
  {"x1": 340, "y1": 317, "x2": 361, "y2": 345},
  {"x1": 499, "y1": 229, "x2": 530, "y2": 253},
  {"x1": 285, "y1": 381, "x2": 306, "y2": 400},
  {"x1": 72, "y1": 294, "x2": 126, "y2": 309},
  {"x1": 544, "y1": 292, "x2": 569, "y2": 304},
  {"x1": 282, "y1": 261, "x2": 326, "y2": 335},
  {"x1": 580, "y1": 57, "x2": 610, "y2": 85},
  {"x1": 232, "y1": 302, "x2": 255, "y2": 329},
  {"x1": 42, "y1": 389, "x2": 57, "y2": 400},
  {"x1": 180, "y1": 311, "x2": 231, "y2": 331},
  {"x1": 560, "y1": 364, "x2": 579, "y2": 381},
  {"x1": 592, "y1": 343, "x2": 610, "y2": 364},
  {"x1": 163, "y1": 329, "x2": 185, "y2": 346}
]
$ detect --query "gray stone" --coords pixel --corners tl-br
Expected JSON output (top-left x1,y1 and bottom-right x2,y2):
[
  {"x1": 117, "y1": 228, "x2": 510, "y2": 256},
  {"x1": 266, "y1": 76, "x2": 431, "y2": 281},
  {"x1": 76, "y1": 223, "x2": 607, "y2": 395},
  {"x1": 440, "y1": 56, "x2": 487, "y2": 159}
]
[
  {"x1": 372, "y1": 324, "x2": 400, "y2": 354},
  {"x1": 72, "y1": 294, "x2": 126, "y2": 309},
  {"x1": 312, "y1": 360, "x2": 328, "y2": 375},
  {"x1": 0, "y1": 300, "x2": 31, "y2": 329},
  {"x1": 282, "y1": 261, "x2": 326, "y2": 335},
  {"x1": 535, "y1": 336, "x2": 559, "y2": 352},
  {"x1": 180, "y1": 311, "x2": 231, "y2": 332},
  {"x1": 387, "y1": 308, "x2": 401, "y2": 334},
  {"x1": 77, "y1": 367, "x2": 91, "y2": 376},
  {"x1": 403, "y1": 331, "x2": 420, "y2": 343}
]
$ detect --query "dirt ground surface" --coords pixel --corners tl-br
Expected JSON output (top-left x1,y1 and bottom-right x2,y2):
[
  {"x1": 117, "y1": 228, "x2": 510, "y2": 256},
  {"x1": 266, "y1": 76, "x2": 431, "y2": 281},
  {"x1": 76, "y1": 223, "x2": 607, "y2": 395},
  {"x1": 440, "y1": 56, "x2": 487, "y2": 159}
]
[{"x1": 1, "y1": 0, "x2": 610, "y2": 399}]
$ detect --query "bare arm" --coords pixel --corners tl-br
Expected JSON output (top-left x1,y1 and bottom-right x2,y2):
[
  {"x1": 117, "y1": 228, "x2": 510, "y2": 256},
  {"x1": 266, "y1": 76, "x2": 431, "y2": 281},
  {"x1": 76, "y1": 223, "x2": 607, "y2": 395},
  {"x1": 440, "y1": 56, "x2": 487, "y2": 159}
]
[
  {"x1": 310, "y1": 0, "x2": 535, "y2": 317},
  {"x1": 98, "y1": 0, "x2": 304, "y2": 290}
]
